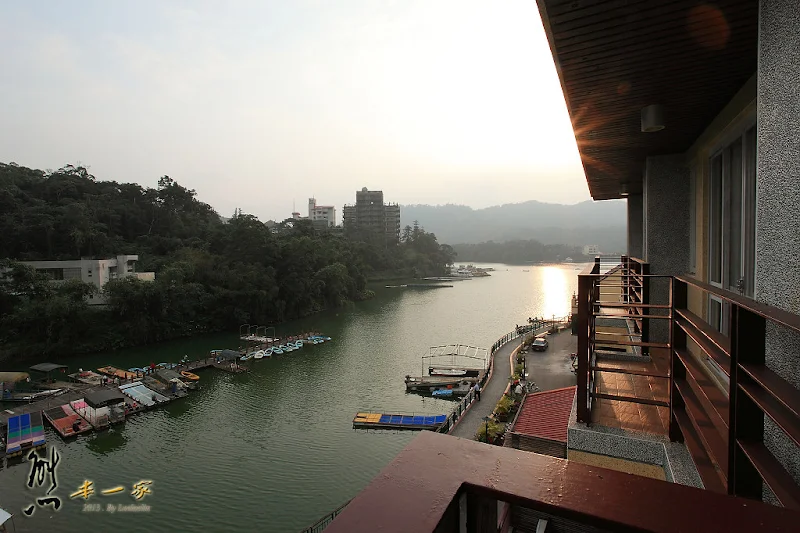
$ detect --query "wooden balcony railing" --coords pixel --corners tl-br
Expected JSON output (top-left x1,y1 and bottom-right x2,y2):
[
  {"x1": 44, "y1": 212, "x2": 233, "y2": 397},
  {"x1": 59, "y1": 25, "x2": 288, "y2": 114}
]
[
  {"x1": 323, "y1": 431, "x2": 799, "y2": 533},
  {"x1": 576, "y1": 256, "x2": 669, "y2": 424},
  {"x1": 672, "y1": 276, "x2": 800, "y2": 508},
  {"x1": 576, "y1": 256, "x2": 800, "y2": 508}
]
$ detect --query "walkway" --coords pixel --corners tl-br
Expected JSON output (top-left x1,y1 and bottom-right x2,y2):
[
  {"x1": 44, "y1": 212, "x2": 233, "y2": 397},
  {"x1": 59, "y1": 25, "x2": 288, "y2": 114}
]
[
  {"x1": 450, "y1": 337, "x2": 523, "y2": 439},
  {"x1": 525, "y1": 330, "x2": 577, "y2": 392}
]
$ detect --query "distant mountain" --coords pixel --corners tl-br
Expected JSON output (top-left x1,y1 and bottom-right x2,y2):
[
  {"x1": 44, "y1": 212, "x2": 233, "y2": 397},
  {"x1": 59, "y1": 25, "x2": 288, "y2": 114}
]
[{"x1": 400, "y1": 200, "x2": 626, "y2": 252}]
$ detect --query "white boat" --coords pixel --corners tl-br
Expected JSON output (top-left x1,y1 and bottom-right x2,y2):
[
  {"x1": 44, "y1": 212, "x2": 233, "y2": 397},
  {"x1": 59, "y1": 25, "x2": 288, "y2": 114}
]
[
  {"x1": 430, "y1": 368, "x2": 467, "y2": 376},
  {"x1": 253, "y1": 350, "x2": 265, "y2": 360}
]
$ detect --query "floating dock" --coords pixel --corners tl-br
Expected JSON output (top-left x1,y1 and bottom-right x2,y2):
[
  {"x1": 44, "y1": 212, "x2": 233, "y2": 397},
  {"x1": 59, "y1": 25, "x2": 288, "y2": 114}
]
[
  {"x1": 97, "y1": 366, "x2": 142, "y2": 380},
  {"x1": 353, "y1": 412, "x2": 448, "y2": 431},
  {"x1": 119, "y1": 381, "x2": 170, "y2": 408},
  {"x1": 5, "y1": 412, "x2": 46, "y2": 458},
  {"x1": 43, "y1": 404, "x2": 93, "y2": 438}
]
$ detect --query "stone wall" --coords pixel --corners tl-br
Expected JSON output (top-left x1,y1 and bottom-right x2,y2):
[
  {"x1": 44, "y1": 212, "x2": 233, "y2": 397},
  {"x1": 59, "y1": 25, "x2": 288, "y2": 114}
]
[
  {"x1": 627, "y1": 193, "x2": 643, "y2": 259},
  {"x1": 643, "y1": 155, "x2": 691, "y2": 342},
  {"x1": 756, "y1": 0, "x2": 800, "y2": 492}
]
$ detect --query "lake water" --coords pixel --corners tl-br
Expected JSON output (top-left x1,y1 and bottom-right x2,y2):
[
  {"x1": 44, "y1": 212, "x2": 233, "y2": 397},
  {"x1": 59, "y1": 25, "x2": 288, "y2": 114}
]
[{"x1": 0, "y1": 263, "x2": 582, "y2": 532}]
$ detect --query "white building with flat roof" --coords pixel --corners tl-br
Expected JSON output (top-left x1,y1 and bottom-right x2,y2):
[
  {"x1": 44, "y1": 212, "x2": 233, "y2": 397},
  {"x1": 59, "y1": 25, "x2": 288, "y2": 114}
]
[
  {"x1": 308, "y1": 198, "x2": 336, "y2": 227},
  {"x1": 20, "y1": 255, "x2": 153, "y2": 305},
  {"x1": 582, "y1": 245, "x2": 600, "y2": 256}
]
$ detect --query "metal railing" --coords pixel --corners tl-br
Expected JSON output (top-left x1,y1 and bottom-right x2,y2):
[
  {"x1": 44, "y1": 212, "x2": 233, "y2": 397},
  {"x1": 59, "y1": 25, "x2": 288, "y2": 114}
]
[
  {"x1": 300, "y1": 500, "x2": 351, "y2": 533},
  {"x1": 576, "y1": 255, "x2": 800, "y2": 507}
]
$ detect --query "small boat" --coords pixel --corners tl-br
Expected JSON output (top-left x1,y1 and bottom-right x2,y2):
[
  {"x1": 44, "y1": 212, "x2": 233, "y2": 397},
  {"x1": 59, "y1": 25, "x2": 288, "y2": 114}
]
[
  {"x1": 292, "y1": 340, "x2": 304, "y2": 349},
  {"x1": 282, "y1": 344, "x2": 295, "y2": 352},
  {"x1": 253, "y1": 350, "x2": 265, "y2": 360},
  {"x1": 240, "y1": 352, "x2": 254, "y2": 361},
  {"x1": 180, "y1": 371, "x2": 200, "y2": 381},
  {"x1": 264, "y1": 347, "x2": 274, "y2": 357},
  {"x1": 273, "y1": 347, "x2": 284, "y2": 355},
  {"x1": 429, "y1": 368, "x2": 468, "y2": 377},
  {"x1": 432, "y1": 389, "x2": 454, "y2": 397}
]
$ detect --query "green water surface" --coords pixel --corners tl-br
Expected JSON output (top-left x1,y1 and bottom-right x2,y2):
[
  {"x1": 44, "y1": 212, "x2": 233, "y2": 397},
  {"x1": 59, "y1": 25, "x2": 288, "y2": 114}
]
[{"x1": 0, "y1": 263, "x2": 581, "y2": 532}]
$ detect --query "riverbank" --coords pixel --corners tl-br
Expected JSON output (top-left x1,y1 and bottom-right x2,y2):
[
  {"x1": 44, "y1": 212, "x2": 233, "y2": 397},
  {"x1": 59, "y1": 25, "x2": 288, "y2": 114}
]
[{"x1": 0, "y1": 263, "x2": 580, "y2": 532}]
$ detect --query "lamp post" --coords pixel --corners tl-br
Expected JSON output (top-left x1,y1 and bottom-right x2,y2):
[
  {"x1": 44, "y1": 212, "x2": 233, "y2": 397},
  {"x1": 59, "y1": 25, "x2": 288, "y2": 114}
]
[{"x1": 482, "y1": 416, "x2": 491, "y2": 443}]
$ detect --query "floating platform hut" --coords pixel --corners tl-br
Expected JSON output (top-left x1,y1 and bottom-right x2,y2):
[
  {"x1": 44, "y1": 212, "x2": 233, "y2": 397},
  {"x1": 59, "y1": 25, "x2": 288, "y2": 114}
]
[
  {"x1": 353, "y1": 412, "x2": 448, "y2": 431},
  {"x1": 5, "y1": 412, "x2": 46, "y2": 458},
  {"x1": 119, "y1": 381, "x2": 170, "y2": 409},
  {"x1": 43, "y1": 404, "x2": 93, "y2": 438}
]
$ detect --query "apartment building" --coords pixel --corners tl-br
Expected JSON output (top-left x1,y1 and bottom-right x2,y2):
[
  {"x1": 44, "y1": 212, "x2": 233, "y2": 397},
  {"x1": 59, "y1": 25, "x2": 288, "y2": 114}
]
[
  {"x1": 308, "y1": 198, "x2": 336, "y2": 227},
  {"x1": 343, "y1": 187, "x2": 401, "y2": 243}
]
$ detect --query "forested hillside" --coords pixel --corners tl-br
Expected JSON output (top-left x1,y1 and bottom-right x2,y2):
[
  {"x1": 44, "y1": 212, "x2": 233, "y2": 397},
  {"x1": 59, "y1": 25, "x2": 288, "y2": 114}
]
[
  {"x1": 0, "y1": 162, "x2": 454, "y2": 360},
  {"x1": 401, "y1": 200, "x2": 626, "y2": 252},
  {"x1": 452, "y1": 240, "x2": 585, "y2": 264}
]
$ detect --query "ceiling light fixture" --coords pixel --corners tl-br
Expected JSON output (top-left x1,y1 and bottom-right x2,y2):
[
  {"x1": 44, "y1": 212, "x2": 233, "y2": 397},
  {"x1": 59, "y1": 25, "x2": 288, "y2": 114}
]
[{"x1": 641, "y1": 104, "x2": 665, "y2": 132}]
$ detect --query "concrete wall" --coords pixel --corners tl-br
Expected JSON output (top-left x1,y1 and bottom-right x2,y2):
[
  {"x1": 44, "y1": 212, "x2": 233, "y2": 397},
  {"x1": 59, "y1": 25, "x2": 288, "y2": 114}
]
[
  {"x1": 626, "y1": 194, "x2": 643, "y2": 259},
  {"x1": 643, "y1": 155, "x2": 691, "y2": 342},
  {"x1": 757, "y1": 0, "x2": 800, "y2": 491}
]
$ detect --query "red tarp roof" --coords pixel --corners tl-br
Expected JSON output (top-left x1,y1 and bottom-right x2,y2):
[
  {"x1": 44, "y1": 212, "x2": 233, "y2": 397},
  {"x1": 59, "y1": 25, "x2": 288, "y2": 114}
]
[{"x1": 512, "y1": 386, "x2": 576, "y2": 443}]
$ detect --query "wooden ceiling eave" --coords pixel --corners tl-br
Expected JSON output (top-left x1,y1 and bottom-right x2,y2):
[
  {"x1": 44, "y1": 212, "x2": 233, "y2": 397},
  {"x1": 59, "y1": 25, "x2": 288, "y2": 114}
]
[{"x1": 536, "y1": 0, "x2": 758, "y2": 201}]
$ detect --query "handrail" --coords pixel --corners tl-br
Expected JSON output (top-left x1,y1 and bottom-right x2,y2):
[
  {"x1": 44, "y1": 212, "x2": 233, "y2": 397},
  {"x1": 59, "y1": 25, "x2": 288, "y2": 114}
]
[
  {"x1": 300, "y1": 500, "x2": 352, "y2": 533},
  {"x1": 675, "y1": 275, "x2": 800, "y2": 333},
  {"x1": 671, "y1": 277, "x2": 800, "y2": 507}
]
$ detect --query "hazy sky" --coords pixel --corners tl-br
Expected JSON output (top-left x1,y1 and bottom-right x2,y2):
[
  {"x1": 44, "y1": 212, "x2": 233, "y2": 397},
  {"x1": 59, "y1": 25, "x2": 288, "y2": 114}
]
[{"x1": 0, "y1": 1, "x2": 589, "y2": 222}]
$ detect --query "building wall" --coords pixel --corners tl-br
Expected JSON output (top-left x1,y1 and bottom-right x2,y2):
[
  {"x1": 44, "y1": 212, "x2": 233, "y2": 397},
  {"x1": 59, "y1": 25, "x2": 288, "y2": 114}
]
[
  {"x1": 626, "y1": 194, "x2": 643, "y2": 259},
  {"x1": 643, "y1": 155, "x2": 690, "y2": 342},
  {"x1": 756, "y1": 0, "x2": 800, "y2": 490},
  {"x1": 345, "y1": 188, "x2": 400, "y2": 242},
  {"x1": 21, "y1": 255, "x2": 146, "y2": 305}
]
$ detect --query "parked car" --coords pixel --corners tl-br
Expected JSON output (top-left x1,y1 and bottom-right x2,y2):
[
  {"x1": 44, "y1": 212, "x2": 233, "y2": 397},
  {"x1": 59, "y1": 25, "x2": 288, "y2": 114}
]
[{"x1": 531, "y1": 337, "x2": 549, "y2": 352}]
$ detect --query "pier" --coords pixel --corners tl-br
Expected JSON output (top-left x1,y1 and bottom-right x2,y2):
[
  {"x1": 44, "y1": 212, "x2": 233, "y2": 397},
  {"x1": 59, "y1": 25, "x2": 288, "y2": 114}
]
[
  {"x1": 353, "y1": 412, "x2": 448, "y2": 431},
  {"x1": 0, "y1": 353, "x2": 248, "y2": 461}
]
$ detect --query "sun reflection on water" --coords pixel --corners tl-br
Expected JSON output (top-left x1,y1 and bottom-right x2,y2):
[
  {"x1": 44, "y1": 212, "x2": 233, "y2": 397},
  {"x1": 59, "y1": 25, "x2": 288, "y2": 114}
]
[{"x1": 537, "y1": 266, "x2": 571, "y2": 318}]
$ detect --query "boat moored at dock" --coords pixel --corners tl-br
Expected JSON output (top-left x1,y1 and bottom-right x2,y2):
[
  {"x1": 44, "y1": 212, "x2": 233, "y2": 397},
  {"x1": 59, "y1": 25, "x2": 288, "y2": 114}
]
[{"x1": 353, "y1": 412, "x2": 448, "y2": 431}]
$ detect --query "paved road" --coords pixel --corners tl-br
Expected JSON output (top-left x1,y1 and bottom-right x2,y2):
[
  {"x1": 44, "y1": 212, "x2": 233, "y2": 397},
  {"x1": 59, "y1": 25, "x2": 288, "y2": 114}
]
[
  {"x1": 525, "y1": 330, "x2": 578, "y2": 392},
  {"x1": 450, "y1": 337, "x2": 523, "y2": 439}
]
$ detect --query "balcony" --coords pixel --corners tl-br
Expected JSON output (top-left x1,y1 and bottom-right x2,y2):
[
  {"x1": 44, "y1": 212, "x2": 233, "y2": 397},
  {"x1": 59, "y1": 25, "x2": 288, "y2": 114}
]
[
  {"x1": 575, "y1": 255, "x2": 800, "y2": 506},
  {"x1": 323, "y1": 431, "x2": 797, "y2": 532},
  {"x1": 315, "y1": 255, "x2": 800, "y2": 532}
]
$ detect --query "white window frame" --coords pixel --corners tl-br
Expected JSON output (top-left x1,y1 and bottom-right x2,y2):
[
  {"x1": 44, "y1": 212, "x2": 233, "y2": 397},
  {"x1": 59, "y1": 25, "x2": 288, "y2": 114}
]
[{"x1": 705, "y1": 118, "x2": 756, "y2": 386}]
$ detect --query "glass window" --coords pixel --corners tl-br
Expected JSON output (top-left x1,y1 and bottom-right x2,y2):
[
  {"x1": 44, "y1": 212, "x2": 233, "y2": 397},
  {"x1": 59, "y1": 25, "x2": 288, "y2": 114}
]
[
  {"x1": 728, "y1": 138, "x2": 743, "y2": 290},
  {"x1": 743, "y1": 127, "x2": 757, "y2": 297},
  {"x1": 689, "y1": 167, "x2": 697, "y2": 273},
  {"x1": 709, "y1": 155, "x2": 723, "y2": 285}
]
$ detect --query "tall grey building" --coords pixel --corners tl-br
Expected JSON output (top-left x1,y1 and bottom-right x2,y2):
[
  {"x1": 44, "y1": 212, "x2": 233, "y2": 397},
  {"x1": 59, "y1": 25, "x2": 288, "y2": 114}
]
[{"x1": 343, "y1": 188, "x2": 400, "y2": 243}]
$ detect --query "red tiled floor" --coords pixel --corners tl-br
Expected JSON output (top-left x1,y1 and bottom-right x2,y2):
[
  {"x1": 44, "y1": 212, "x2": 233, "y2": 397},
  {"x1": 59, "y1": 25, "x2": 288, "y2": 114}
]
[{"x1": 590, "y1": 349, "x2": 670, "y2": 436}]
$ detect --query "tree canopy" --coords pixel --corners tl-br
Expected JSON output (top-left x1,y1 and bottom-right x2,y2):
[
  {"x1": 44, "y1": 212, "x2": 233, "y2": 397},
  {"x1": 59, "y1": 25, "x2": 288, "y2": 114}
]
[{"x1": 0, "y1": 162, "x2": 455, "y2": 361}]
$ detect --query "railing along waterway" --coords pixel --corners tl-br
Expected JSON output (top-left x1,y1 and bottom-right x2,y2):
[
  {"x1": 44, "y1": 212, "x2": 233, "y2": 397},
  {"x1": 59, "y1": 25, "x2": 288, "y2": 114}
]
[
  {"x1": 302, "y1": 318, "x2": 569, "y2": 532},
  {"x1": 439, "y1": 320, "x2": 554, "y2": 435}
]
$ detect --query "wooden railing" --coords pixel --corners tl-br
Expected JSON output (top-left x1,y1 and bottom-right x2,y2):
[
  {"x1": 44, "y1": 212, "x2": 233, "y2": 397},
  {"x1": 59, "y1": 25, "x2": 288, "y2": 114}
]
[
  {"x1": 671, "y1": 276, "x2": 800, "y2": 507},
  {"x1": 577, "y1": 256, "x2": 800, "y2": 507},
  {"x1": 576, "y1": 256, "x2": 667, "y2": 422}
]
